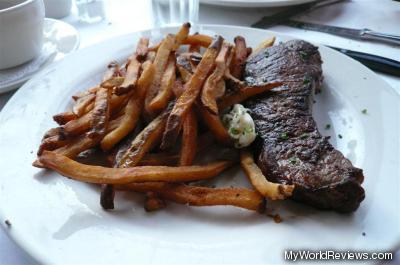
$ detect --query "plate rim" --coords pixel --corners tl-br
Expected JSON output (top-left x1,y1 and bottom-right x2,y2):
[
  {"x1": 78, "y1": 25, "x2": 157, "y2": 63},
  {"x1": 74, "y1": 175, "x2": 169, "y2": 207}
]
[{"x1": 0, "y1": 24, "x2": 399, "y2": 264}]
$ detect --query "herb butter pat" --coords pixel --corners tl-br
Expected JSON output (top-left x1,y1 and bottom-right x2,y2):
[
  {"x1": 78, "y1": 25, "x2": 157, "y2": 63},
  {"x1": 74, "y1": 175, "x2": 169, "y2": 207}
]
[{"x1": 222, "y1": 104, "x2": 257, "y2": 148}]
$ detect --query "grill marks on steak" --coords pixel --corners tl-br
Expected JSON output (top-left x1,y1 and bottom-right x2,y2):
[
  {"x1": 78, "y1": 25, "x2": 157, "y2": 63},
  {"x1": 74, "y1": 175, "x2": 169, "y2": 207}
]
[{"x1": 244, "y1": 40, "x2": 365, "y2": 213}]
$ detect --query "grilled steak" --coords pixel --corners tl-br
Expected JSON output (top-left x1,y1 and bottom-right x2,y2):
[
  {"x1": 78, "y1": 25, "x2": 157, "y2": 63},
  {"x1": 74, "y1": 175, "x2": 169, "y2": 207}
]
[{"x1": 244, "y1": 40, "x2": 365, "y2": 213}]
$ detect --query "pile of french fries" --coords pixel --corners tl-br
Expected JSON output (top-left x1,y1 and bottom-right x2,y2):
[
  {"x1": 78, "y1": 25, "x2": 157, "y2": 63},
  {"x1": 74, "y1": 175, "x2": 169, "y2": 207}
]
[{"x1": 33, "y1": 23, "x2": 294, "y2": 214}]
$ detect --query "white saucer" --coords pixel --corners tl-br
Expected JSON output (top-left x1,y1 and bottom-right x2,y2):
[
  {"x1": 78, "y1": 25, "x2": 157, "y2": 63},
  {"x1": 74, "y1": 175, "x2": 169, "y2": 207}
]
[{"x1": 0, "y1": 18, "x2": 79, "y2": 94}]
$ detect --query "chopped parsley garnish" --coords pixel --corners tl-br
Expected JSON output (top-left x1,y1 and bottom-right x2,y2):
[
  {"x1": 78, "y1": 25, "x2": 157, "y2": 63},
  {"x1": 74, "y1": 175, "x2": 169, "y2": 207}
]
[
  {"x1": 303, "y1": 77, "x2": 311, "y2": 85},
  {"x1": 230, "y1": 128, "x2": 240, "y2": 135},
  {"x1": 300, "y1": 133, "x2": 309, "y2": 139},
  {"x1": 325, "y1": 124, "x2": 331, "y2": 130},
  {"x1": 338, "y1": 134, "x2": 343, "y2": 139},
  {"x1": 299, "y1": 51, "x2": 309, "y2": 60},
  {"x1": 280, "y1": 132, "x2": 289, "y2": 140},
  {"x1": 288, "y1": 157, "x2": 297, "y2": 165},
  {"x1": 361, "y1": 109, "x2": 367, "y2": 114}
]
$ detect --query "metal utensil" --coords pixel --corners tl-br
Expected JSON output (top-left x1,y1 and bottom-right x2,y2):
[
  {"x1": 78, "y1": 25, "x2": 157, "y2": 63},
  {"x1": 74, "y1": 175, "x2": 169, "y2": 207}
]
[
  {"x1": 283, "y1": 20, "x2": 400, "y2": 46},
  {"x1": 251, "y1": 0, "x2": 346, "y2": 28},
  {"x1": 327, "y1": 46, "x2": 400, "y2": 76}
]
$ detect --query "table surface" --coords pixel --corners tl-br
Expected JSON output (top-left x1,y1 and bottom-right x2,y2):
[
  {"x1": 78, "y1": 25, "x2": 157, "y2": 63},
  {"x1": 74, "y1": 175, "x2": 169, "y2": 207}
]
[{"x1": 0, "y1": 0, "x2": 399, "y2": 264}]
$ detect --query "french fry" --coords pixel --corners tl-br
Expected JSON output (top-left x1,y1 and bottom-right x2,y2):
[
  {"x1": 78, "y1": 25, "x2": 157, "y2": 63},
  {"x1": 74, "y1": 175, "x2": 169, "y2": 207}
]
[
  {"x1": 148, "y1": 54, "x2": 176, "y2": 112},
  {"x1": 182, "y1": 34, "x2": 213, "y2": 48},
  {"x1": 117, "y1": 182, "x2": 265, "y2": 212},
  {"x1": 161, "y1": 36, "x2": 224, "y2": 150},
  {"x1": 117, "y1": 107, "x2": 171, "y2": 168},
  {"x1": 197, "y1": 104, "x2": 232, "y2": 145},
  {"x1": 115, "y1": 38, "x2": 149, "y2": 95},
  {"x1": 88, "y1": 87, "x2": 111, "y2": 139},
  {"x1": 100, "y1": 91, "x2": 142, "y2": 151},
  {"x1": 201, "y1": 42, "x2": 231, "y2": 114},
  {"x1": 218, "y1": 82, "x2": 282, "y2": 111},
  {"x1": 172, "y1": 78, "x2": 185, "y2": 97},
  {"x1": 100, "y1": 184, "x2": 115, "y2": 210},
  {"x1": 100, "y1": 61, "x2": 155, "y2": 151},
  {"x1": 37, "y1": 134, "x2": 70, "y2": 156},
  {"x1": 139, "y1": 153, "x2": 179, "y2": 166},
  {"x1": 73, "y1": 93, "x2": 96, "y2": 117},
  {"x1": 135, "y1": 37, "x2": 150, "y2": 60},
  {"x1": 101, "y1": 76, "x2": 124, "y2": 89},
  {"x1": 188, "y1": 32, "x2": 201, "y2": 53},
  {"x1": 240, "y1": 150, "x2": 294, "y2": 200},
  {"x1": 38, "y1": 151, "x2": 233, "y2": 184},
  {"x1": 145, "y1": 34, "x2": 176, "y2": 114},
  {"x1": 62, "y1": 111, "x2": 92, "y2": 136},
  {"x1": 53, "y1": 111, "x2": 77, "y2": 125},
  {"x1": 62, "y1": 93, "x2": 130, "y2": 137},
  {"x1": 101, "y1": 61, "x2": 120, "y2": 84},
  {"x1": 180, "y1": 109, "x2": 197, "y2": 166},
  {"x1": 137, "y1": 60, "x2": 155, "y2": 97},
  {"x1": 173, "y1": 22, "x2": 191, "y2": 50},
  {"x1": 252, "y1": 36, "x2": 275, "y2": 55},
  {"x1": 230, "y1": 36, "x2": 248, "y2": 79},
  {"x1": 144, "y1": 192, "x2": 166, "y2": 212}
]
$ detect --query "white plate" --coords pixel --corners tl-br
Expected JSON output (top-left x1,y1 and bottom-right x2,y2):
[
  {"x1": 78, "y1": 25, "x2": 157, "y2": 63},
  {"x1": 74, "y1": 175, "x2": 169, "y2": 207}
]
[
  {"x1": 0, "y1": 18, "x2": 79, "y2": 94},
  {"x1": 0, "y1": 25, "x2": 399, "y2": 265},
  {"x1": 200, "y1": 0, "x2": 318, "y2": 8}
]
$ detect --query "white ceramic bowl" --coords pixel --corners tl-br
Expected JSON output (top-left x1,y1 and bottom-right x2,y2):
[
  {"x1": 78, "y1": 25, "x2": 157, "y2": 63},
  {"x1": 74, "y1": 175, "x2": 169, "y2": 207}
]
[
  {"x1": 0, "y1": 0, "x2": 45, "y2": 70},
  {"x1": 43, "y1": 0, "x2": 71, "y2": 19}
]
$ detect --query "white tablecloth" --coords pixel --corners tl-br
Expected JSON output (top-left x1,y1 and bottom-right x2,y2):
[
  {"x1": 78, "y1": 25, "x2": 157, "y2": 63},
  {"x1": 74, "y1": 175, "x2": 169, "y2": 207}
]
[{"x1": 0, "y1": 0, "x2": 399, "y2": 264}]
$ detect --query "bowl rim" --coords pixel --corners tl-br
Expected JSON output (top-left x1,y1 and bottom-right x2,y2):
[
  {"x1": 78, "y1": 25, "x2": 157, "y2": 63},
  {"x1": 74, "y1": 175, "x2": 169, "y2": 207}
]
[{"x1": 0, "y1": 0, "x2": 36, "y2": 14}]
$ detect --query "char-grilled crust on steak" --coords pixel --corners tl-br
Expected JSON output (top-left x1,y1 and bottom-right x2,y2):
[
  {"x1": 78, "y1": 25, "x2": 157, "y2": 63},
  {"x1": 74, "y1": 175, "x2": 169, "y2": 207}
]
[{"x1": 244, "y1": 40, "x2": 365, "y2": 213}]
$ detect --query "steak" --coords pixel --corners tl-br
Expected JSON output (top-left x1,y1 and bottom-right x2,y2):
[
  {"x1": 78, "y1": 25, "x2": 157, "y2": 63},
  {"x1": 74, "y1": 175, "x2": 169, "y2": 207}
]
[{"x1": 244, "y1": 40, "x2": 365, "y2": 213}]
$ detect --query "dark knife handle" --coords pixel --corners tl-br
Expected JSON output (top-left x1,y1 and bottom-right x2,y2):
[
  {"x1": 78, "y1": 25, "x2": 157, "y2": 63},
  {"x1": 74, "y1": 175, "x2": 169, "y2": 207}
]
[{"x1": 328, "y1": 46, "x2": 400, "y2": 76}]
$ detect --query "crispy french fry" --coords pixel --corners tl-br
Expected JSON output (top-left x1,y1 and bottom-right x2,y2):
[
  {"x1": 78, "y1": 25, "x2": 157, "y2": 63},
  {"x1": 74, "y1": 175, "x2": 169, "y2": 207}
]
[
  {"x1": 117, "y1": 107, "x2": 171, "y2": 168},
  {"x1": 101, "y1": 76, "x2": 124, "y2": 89},
  {"x1": 137, "y1": 60, "x2": 155, "y2": 97},
  {"x1": 38, "y1": 151, "x2": 232, "y2": 184},
  {"x1": 63, "y1": 93, "x2": 130, "y2": 137},
  {"x1": 174, "y1": 22, "x2": 191, "y2": 50},
  {"x1": 115, "y1": 38, "x2": 150, "y2": 95},
  {"x1": 161, "y1": 36, "x2": 224, "y2": 150},
  {"x1": 197, "y1": 104, "x2": 232, "y2": 145},
  {"x1": 148, "y1": 54, "x2": 176, "y2": 112},
  {"x1": 177, "y1": 65, "x2": 192, "y2": 83},
  {"x1": 218, "y1": 83, "x2": 282, "y2": 111},
  {"x1": 117, "y1": 182, "x2": 265, "y2": 212},
  {"x1": 100, "y1": 61, "x2": 155, "y2": 151},
  {"x1": 201, "y1": 42, "x2": 231, "y2": 114},
  {"x1": 139, "y1": 153, "x2": 179, "y2": 166},
  {"x1": 188, "y1": 32, "x2": 201, "y2": 53},
  {"x1": 100, "y1": 92, "x2": 142, "y2": 151},
  {"x1": 73, "y1": 93, "x2": 96, "y2": 117},
  {"x1": 180, "y1": 109, "x2": 197, "y2": 166},
  {"x1": 240, "y1": 150, "x2": 294, "y2": 200},
  {"x1": 88, "y1": 87, "x2": 111, "y2": 139},
  {"x1": 62, "y1": 111, "x2": 92, "y2": 136},
  {"x1": 100, "y1": 184, "x2": 115, "y2": 210},
  {"x1": 252, "y1": 36, "x2": 275, "y2": 55},
  {"x1": 145, "y1": 34, "x2": 176, "y2": 114},
  {"x1": 172, "y1": 78, "x2": 185, "y2": 97},
  {"x1": 136, "y1": 37, "x2": 150, "y2": 60},
  {"x1": 230, "y1": 36, "x2": 248, "y2": 79},
  {"x1": 102, "y1": 61, "x2": 120, "y2": 83},
  {"x1": 37, "y1": 134, "x2": 70, "y2": 156},
  {"x1": 53, "y1": 112, "x2": 77, "y2": 125},
  {"x1": 144, "y1": 192, "x2": 166, "y2": 212},
  {"x1": 182, "y1": 34, "x2": 213, "y2": 48}
]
